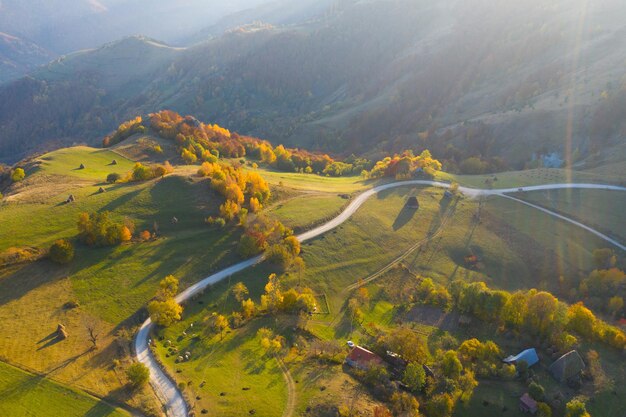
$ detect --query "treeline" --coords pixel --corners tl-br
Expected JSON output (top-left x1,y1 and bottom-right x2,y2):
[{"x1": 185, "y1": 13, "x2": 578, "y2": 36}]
[
  {"x1": 103, "y1": 111, "x2": 443, "y2": 179},
  {"x1": 449, "y1": 280, "x2": 626, "y2": 350}
]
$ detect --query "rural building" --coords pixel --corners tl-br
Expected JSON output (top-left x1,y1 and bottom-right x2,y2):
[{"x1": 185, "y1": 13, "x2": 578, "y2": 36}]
[
  {"x1": 406, "y1": 196, "x2": 419, "y2": 209},
  {"x1": 503, "y1": 348, "x2": 539, "y2": 368},
  {"x1": 549, "y1": 350, "x2": 585, "y2": 383},
  {"x1": 519, "y1": 393, "x2": 538, "y2": 414},
  {"x1": 345, "y1": 346, "x2": 384, "y2": 370}
]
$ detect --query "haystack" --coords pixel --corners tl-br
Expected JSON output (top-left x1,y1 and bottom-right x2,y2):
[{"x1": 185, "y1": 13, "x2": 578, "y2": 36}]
[
  {"x1": 79, "y1": 164, "x2": 85, "y2": 169},
  {"x1": 57, "y1": 324, "x2": 68, "y2": 339}
]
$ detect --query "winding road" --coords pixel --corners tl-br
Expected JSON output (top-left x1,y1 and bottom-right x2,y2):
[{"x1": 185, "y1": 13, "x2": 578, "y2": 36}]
[{"x1": 135, "y1": 180, "x2": 626, "y2": 417}]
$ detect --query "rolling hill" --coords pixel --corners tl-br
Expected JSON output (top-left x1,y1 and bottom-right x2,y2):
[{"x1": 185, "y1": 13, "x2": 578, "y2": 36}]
[
  {"x1": 1, "y1": 0, "x2": 625, "y2": 172},
  {"x1": 0, "y1": 32, "x2": 53, "y2": 83}
]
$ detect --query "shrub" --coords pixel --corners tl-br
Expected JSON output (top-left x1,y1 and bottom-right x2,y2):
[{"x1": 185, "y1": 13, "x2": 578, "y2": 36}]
[
  {"x1": 126, "y1": 362, "x2": 150, "y2": 389},
  {"x1": 529, "y1": 382, "x2": 545, "y2": 401},
  {"x1": 11, "y1": 168, "x2": 25, "y2": 182},
  {"x1": 106, "y1": 173, "x2": 121, "y2": 183},
  {"x1": 49, "y1": 239, "x2": 74, "y2": 264}
]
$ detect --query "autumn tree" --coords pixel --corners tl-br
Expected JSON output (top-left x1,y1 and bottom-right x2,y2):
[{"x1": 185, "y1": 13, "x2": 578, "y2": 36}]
[
  {"x1": 232, "y1": 282, "x2": 249, "y2": 302},
  {"x1": 148, "y1": 299, "x2": 183, "y2": 327},
  {"x1": 157, "y1": 275, "x2": 179, "y2": 300},
  {"x1": 378, "y1": 327, "x2": 428, "y2": 364},
  {"x1": 261, "y1": 273, "x2": 283, "y2": 313},
  {"x1": 241, "y1": 298, "x2": 256, "y2": 319},
  {"x1": 425, "y1": 393, "x2": 454, "y2": 417},
  {"x1": 11, "y1": 167, "x2": 25, "y2": 182},
  {"x1": 209, "y1": 313, "x2": 229, "y2": 340},
  {"x1": 564, "y1": 398, "x2": 590, "y2": 417},
  {"x1": 148, "y1": 275, "x2": 183, "y2": 327},
  {"x1": 390, "y1": 391, "x2": 420, "y2": 417}
]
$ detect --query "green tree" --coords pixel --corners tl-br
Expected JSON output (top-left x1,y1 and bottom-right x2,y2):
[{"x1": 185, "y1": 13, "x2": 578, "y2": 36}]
[
  {"x1": 529, "y1": 382, "x2": 545, "y2": 401},
  {"x1": 441, "y1": 350, "x2": 462, "y2": 379},
  {"x1": 126, "y1": 362, "x2": 149, "y2": 389},
  {"x1": 49, "y1": 239, "x2": 74, "y2": 264},
  {"x1": 106, "y1": 172, "x2": 121, "y2": 183},
  {"x1": 11, "y1": 168, "x2": 25, "y2": 182},
  {"x1": 402, "y1": 362, "x2": 426, "y2": 392}
]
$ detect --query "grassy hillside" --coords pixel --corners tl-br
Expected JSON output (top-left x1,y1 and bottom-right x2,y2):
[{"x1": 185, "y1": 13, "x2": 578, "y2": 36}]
[
  {"x1": 0, "y1": 144, "x2": 362, "y2": 415},
  {"x1": 0, "y1": 360, "x2": 129, "y2": 417}
]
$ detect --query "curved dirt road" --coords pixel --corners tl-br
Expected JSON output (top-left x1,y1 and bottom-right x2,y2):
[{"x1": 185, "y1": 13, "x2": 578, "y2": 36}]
[{"x1": 135, "y1": 180, "x2": 626, "y2": 417}]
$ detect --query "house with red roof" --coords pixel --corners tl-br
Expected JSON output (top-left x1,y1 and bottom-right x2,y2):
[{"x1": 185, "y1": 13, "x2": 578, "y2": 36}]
[{"x1": 345, "y1": 346, "x2": 384, "y2": 370}]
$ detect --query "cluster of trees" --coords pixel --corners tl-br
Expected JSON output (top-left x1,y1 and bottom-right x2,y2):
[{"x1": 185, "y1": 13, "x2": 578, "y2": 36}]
[
  {"x1": 366, "y1": 150, "x2": 442, "y2": 179},
  {"x1": 127, "y1": 161, "x2": 174, "y2": 182},
  {"x1": 147, "y1": 275, "x2": 183, "y2": 327},
  {"x1": 450, "y1": 280, "x2": 626, "y2": 350},
  {"x1": 578, "y1": 266, "x2": 624, "y2": 317},
  {"x1": 412, "y1": 277, "x2": 452, "y2": 310},
  {"x1": 102, "y1": 116, "x2": 145, "y2": 147},
  {"x1": 198, "y1": 160, "x2": 271, "y2": 224},
  {"x1": 259, "y1": 273, "x2": 316, "y2": 314},
  {"x1": 107, "y1": 111, "x2": 445, "y2": 179},
  {"x1": 237, "y1": 214, "x2": 302, "y2": 267},
  {"x1": 77, "y1": 211, "x2": 134, "y2": 246}
]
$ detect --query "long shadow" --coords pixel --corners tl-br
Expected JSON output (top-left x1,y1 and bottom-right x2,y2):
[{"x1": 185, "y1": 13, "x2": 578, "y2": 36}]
[
  {"x1": 99, "y1": 188, "x2": 143, "y2": 212},
  {"x1": 392, "y1": 206, "x2": 418, "y2": 230},
  {"x1": 83, "y1": 401, "x2": 118, "y2": 417},
  {"x1": 36, "y1": 333, "x2": 64, "y2": 351},
  {"x1": 0, "y1": 261, "x2": 68, "y2": 307}
]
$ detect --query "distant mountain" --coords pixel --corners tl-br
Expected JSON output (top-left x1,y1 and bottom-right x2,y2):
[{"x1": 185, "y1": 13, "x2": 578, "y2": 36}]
[
  {"x1": 0, "y1": 0, "x2": 274, "y2": 53},
  {"x1": 0, "y1": 32, "x2": 54, "y2": 83},
  {"x1": 1, "y1": 0, "x2": 625, "y2": 170}
]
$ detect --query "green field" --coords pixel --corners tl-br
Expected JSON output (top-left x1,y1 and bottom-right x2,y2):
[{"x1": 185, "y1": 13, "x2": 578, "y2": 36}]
[
  {"x1": 268, "y1": 193, "x2": 349, "y2": 232},
  {"x1": 516, "y1": 188, "x2": 626, "y2": 241},
  {"x1": 0, "y1": 361, "x2": 129, "y2": 417}
]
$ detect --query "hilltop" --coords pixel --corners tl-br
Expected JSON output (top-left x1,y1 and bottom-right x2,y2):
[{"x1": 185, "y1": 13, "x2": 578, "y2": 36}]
[{"x1": 1, "y1": 0, "x2": 626, "y2": 172}]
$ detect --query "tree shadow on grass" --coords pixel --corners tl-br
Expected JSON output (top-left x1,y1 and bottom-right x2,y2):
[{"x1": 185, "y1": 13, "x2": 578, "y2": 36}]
[
  {"x1": 83, "y1": 401, "x2": 120, "y2": 417},
  {"x1": 392, "y1": 206, "x2": 418, "y2": 231}
]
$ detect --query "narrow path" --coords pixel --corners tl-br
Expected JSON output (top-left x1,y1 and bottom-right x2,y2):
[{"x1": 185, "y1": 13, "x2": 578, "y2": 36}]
[
  {"x1": 276, "y1": 357, "x2": 296, "y2": 417},
  {"x1": 135, "y1": 180, "x2": 626, "y2": 417}
]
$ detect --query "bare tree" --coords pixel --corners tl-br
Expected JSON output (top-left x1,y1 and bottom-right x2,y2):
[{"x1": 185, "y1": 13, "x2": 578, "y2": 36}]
[{"x1": 84, "y1": 319, "x2": 100, "y2": 350}]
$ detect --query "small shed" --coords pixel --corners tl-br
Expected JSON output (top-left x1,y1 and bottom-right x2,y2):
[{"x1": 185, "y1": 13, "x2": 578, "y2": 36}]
[
  {"x1": 406, "y1": 196, "x2": 419, "y2": 209},
  {"x1": 519, "y1": 393, "x2": 538, "y2": 414},
  {"x1": 549, "y1": 350, "x2": 585, "y2": 383},
  {"x1": 345, "y1": 346, "x2": 384, "y2": 370},
  {"x1": 503, "y1": 348, "x2": 539, "y2": 368}
]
